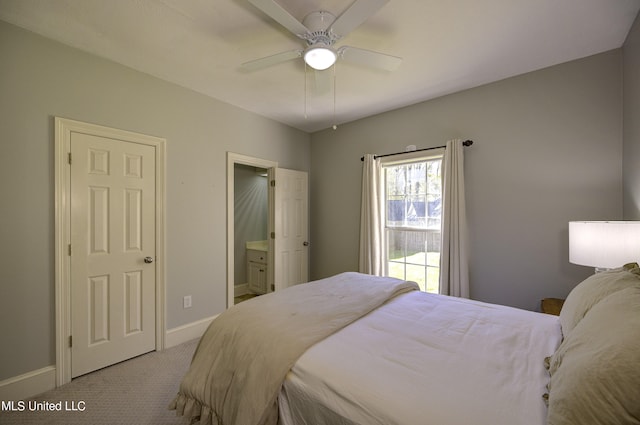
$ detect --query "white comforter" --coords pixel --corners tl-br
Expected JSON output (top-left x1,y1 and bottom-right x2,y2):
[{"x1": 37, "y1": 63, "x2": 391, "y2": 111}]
[
  {"x1": 279, "y1": 291, "x2": 562, "y2": 425},
  {"x1": 170, "y1": 272, "x2": 418, "y2": 425}
]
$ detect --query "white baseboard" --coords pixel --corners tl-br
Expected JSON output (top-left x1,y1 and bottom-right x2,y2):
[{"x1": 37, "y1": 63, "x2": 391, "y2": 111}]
[
  {"x1": 235, "y1": 283, "x2": 249, "y2": 297},
  {"x1": 165, "y1": 315, "x2": 218, "y2": 348},
  {"x1": 0, "y1": 366, "x2": 56, "y2": 401}
]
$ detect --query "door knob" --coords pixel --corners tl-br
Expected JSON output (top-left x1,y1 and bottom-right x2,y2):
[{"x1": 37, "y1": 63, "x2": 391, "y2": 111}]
[
  {"x1": 144, "y1": 256, "x2": 154, "y2": 264},
  {"x1": 303, "y1": 241, "x2": 310, "y2": 246}
]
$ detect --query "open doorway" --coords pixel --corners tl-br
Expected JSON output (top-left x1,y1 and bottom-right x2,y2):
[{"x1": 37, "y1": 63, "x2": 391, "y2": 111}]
[
  {"x1": 226, "y1": 153, "x2": 277, "y2": 308},
  {"x1": 233, "y1": 164, "x2": 269, "y2": 304},
  {"x1": 226, "y1": 153, "x2": 310, "y2": 308}
]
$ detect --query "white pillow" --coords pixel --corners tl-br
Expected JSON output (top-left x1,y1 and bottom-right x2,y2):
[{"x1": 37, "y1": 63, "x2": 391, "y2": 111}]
[
  {"x1": 547, "y1": 286, "x2": 640, "y2": 425},
  {"x1": 559, "y1": 265, "x2": 640, "y2": 338}
]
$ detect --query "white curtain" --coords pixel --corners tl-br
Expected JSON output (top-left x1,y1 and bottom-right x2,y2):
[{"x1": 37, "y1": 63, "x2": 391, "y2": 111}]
[
  {"x1": 359, "y1": 154, "x2": 384, "y2": 275},
  {"x1": 439, "y1": 139, "x2": 470, "y2": 297}
]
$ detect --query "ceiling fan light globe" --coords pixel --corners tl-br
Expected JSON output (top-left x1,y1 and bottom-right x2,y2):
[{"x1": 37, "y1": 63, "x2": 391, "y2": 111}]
[{"x1": 304, "y1": 46, "x2": 336, "y2": 70}]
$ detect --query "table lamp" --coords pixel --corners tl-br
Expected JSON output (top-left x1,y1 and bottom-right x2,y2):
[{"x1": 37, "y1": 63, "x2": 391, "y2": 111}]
[{"x1": 569, "y1": 221, "x2": 640, "y2": 272}]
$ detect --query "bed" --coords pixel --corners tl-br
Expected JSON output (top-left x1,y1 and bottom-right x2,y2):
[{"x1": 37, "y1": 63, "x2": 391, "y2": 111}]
[{"x1": 170, "y1": 268, "x2": 640, "y2": 425}]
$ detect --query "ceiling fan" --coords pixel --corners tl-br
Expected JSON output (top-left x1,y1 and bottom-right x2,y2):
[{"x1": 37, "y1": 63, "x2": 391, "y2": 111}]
[{"x1": 241, "y1": 0, "x2": 402, "y2": 72}]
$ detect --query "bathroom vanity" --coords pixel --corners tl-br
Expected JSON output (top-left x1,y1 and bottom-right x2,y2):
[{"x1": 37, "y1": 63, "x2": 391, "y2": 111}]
[{"x1": 246, "y1": 240, "x2": 268, "y2": 295}]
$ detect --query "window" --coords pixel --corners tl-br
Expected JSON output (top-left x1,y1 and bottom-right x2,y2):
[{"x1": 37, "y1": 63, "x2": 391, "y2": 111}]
[{"x1": 382, "y1": 153, "x2": 443, "y2": 293}]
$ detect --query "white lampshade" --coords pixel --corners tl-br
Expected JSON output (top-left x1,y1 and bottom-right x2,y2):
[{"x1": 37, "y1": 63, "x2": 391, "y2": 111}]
[
  {"x1": 304, "y1": 44, "x2": 336, "y2": 70},
  {"x1": 569, "y1": 221, "x2": 640, "y2": 269}
]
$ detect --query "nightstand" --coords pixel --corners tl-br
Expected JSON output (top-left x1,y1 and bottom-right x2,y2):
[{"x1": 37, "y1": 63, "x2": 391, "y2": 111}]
[{"x1": 541, "y1": 298, "x2": 565, "y2": 316}]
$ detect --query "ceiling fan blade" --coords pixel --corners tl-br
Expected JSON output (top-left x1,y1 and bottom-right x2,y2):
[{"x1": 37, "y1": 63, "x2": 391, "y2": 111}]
[
  {"x1": 339, "y1": 46, "x2": 402, "y2": 71},
  {"x1": 241, "y1": 50, "x2": 302, "y2": 71},
  {"x1": 247, "y1": 0, "x2": 310, "y2": 37},
  {"x1": 329, "y1": 0, "x2": 389, "y2": 37}
]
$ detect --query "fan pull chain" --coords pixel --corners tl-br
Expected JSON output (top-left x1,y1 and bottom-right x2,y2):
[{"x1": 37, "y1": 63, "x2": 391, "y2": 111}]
[
  {"x1": 304, "y1": 62, "x2": 308, "y2": 120},
  {"x1": 332, "y1": 63, "x2": 337, "y2": 130}
]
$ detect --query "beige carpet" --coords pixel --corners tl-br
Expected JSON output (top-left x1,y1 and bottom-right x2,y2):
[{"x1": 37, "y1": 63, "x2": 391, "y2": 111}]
[{"x1": 0, "y1": 339, "x2": 198, "y2": 425}]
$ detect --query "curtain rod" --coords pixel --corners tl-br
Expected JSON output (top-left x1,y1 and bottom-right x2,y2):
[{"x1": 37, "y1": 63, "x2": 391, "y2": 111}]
[{"x1": 360, "y1": 140, "x2": 473, "y2": 161}]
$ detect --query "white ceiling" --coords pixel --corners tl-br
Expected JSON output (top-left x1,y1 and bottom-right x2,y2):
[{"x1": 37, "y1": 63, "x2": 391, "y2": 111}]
[{"x1": 1, "y1": 0, "x2": 639, "y2": 133}]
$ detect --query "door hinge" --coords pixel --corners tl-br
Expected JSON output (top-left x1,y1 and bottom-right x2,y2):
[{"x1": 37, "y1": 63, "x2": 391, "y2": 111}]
[
  {"x1": 68, "y1": 244, "x2": 72, "y2": 256},
  {"x1": 68, "y1": 152, "x2": 72, "y2": 164},
  {"x1": 270, "y1": 232, "x2": 275, "y2": 239},
  {"x1": 270, "y1": 180, "x2": 275, "y2": 187},
  {"x1": 69, "y1": 335, "x2": 72, "y2": 348}
]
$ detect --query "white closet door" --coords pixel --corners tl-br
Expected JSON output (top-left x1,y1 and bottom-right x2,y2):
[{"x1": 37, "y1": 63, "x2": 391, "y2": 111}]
[{"x1": 70, "y1": 132, "x2": 156, "y2": 377}]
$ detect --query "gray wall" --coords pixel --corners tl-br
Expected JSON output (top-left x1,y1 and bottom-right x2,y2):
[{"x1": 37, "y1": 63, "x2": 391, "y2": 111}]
[
  {"x1": 310, "y1": 50, "x2": 623, "y2": 310},
  {"x1": 0, "y1": 21, "x2": 310, "y2": 381},
  {"x1": 234, "y1": 164, "x2": 269, "y2": 285},
  {"x1": 624, "y1": 12, "x2": 640, "y2": 219}
]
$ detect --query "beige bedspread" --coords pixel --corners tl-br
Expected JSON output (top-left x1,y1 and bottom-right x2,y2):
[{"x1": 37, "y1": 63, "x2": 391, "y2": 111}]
[{"x1": 169, "y1": 272, "x2": 418, "y2": 425}]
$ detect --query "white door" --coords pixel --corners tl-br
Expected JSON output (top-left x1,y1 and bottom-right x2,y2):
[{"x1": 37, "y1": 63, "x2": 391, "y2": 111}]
[
  {"x1": 70, "y1": 133, "x2": 156, "y2": 377},
  {"x1": 271, "y1": 168, "x2": 309, "y2": 291}
]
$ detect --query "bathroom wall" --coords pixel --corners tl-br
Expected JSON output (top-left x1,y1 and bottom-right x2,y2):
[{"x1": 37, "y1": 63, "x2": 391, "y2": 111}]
[{"x1": 234, "y1": 164, "x2": 269, "y2": 285}]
